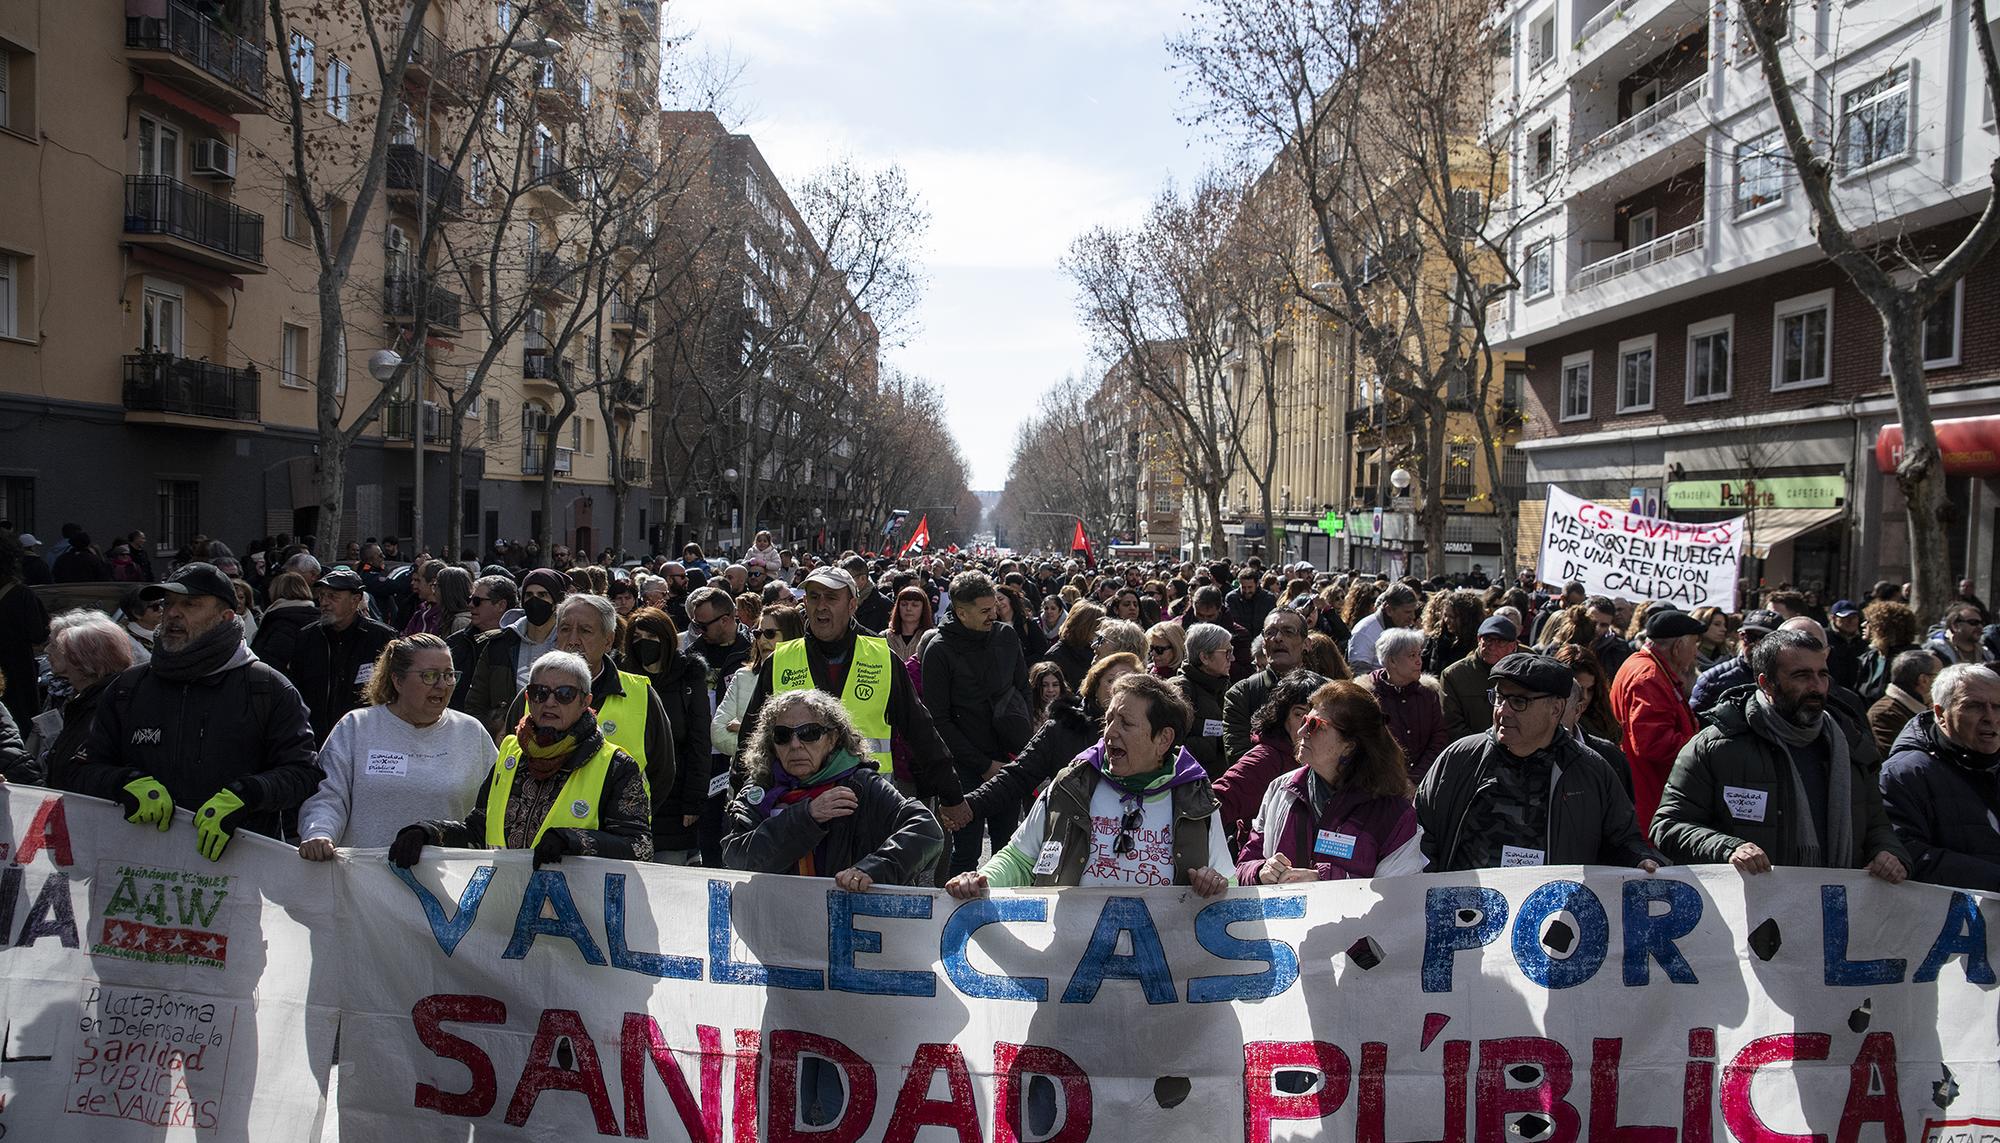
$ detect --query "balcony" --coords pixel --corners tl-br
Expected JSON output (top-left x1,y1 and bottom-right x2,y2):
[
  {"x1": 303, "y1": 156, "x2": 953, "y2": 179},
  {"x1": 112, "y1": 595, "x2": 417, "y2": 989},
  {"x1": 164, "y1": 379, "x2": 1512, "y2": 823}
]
[
  {"x1": 124, "y1": 0, "x2": 268, "y2": 114},
  {"x1": 525, "y1": 158, "x2": 580, "y2": 211},
  {"x1": 383, "y1": 274, "x2": 463, "y2": 332},
  {"x1": 531, "y1": 59, "x2": 583, "y2": 120},
  {"x1": 616, "y1": 57, "x2": 657, "y2": 109},
  {"x1": 122, "y1": 354, "x2": 261, "y2": 425},
  {"x1": 382, "y1": 400, "x2": 446, "y2": 442},
  {"x1": 607, "y1": 298, "x2": 649, "y2": 335},
  {"x1": 542, "y1": 0, "x2": 590, "y2": 31},
  {"x1": 619, "y1": 456, "x2": 649, "y2": 483},
  {"x1": 621, "y1": 0, "x2": 659, "y2": 37},
  {"x1": 528, "y1": 251, "x2": 579, "y2": 300},
  {"x1": 522, "y1": 443, "x2": 575, "y2": 475},
  {"x1": 523, "y1": 349, "x2": 572, "y2": 382},
  {"x1": 1569, "y1": 77, "x2": 1708, "y2": 183},
  {"x1": 1568, "y1": 0, "x2": 1712, "y2": 77},
  {"x1": 609, "y1": 376, "x2": 648, "y2": 406},
  {"x1": 403, "y1": 24, "x2": 471, "y2": 105},
  {"x1": 124, "y1": 175, "x2": 265, "y2": 274},
  {"x1": 1571, "y1": 219, "x2": 1703, "y2": 291},
  {"x1": 386, "y1": 145, "x2": 464, "y2": 217}
]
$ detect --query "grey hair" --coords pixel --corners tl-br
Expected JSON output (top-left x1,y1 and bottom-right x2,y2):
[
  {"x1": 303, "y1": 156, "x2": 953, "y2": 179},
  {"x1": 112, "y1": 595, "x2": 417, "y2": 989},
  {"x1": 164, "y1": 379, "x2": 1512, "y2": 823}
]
[
  {"x1": 685, "y1": 584, "x2": 734, "y2": 619},
  {"x1": 284, "y1": 552, "x2": 321, "y2": 578},
  {"x1": 1094, "y1": 618, "x2": 1147, "y2": 660},
  {"x1": 1890, "y1": 648, "x2": 1941, "y2": 692},
  {"x1": 1930, "y1": 661, "x2": 1998, "y2": 712},
  {"x1": 1250, "y1": 634, "x2": 1266, "y2": 660},
  {"x1": 557, "y1": 592, "x2": 617, "y2": 635},
  {"x1": 526, "y1": 650, "x2": 593, "y2": 693},
  {"x1": 1184, "y1": 622, "x2": 1233, "y2": 660},
  {"x1": 475, "y1": 574, "x2": 517, "y2": 609},
  {"x1": 1375, "y1": 626, "x2": 1425, "y2": 663},
  {"x1": 740, "y1": 689, "x2": 868, "y2": 787}
]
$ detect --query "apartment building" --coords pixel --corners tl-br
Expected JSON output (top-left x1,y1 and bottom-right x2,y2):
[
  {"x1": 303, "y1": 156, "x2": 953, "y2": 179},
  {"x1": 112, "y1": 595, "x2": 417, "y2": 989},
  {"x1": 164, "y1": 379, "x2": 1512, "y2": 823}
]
[
  {"x1": 1217, "y1": 307, "x2": 1354, "y2": 568},
  {"x1": 0, "y1": 0, "x2": 661, "y2": 560},
  {"x1": 652, "y1": 111, "x2": 877, "y2": 556},
  {"x1": 1488, "y1": 0, "x2": 2000, "y2": 593},
  {"x1": 1093, "y1": 343, "x2": 1183, "y2": 555}
]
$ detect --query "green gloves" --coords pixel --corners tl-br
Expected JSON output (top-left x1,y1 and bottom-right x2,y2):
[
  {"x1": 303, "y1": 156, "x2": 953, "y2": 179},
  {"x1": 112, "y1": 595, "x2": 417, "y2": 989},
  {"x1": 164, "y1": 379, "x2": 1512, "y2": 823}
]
[
  {"x1": 195, "y1": 786, "x2": 252, "y2": 862},
  {"x1": 120, "y1": 776, "x2": 175, "y2": 830}
]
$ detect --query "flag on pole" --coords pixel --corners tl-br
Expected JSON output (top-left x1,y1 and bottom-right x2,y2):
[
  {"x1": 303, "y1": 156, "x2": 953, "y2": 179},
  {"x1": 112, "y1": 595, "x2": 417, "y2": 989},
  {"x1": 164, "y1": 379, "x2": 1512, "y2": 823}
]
[
  {"x1": 1070, "y1": 519, "x2": 1094, "y2": 569},
  {"x1": 900, "y1": 515, "x2": 930, "y2": 556}
]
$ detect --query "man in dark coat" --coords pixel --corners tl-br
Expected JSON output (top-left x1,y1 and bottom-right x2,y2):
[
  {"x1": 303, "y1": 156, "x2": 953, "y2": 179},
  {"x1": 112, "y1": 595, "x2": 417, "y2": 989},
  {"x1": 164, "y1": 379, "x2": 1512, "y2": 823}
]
[
  {"x1": 1878, "y1": 662, "x2": 2000, "y2": 892},
  {"x1": 272, "y1": 568, "x2": 397, "y2": 742},
  {"x1": 921, "y1": 571, "x2": 1031, "y2": 875}
]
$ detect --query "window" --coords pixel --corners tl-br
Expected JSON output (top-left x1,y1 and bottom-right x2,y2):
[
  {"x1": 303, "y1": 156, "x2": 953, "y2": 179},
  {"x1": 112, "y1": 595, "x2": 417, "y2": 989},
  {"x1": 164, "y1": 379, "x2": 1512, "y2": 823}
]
[
  {"x1": 138, "y1": 116, "x2": 180, "y2": 179},
  {"x1": 156, "y1": 479, "x2": 199, "y2": 551},
  {"x1": 1445, "y1": 444, "x2": 1476, "y2": 497},
  {"x1": 1528, "y1": 125, "x2": 1555, "y2": 184},
  {"x1": 1627, "y1": 208, "x2": 1657, "y2": 248},
  {"x1": 469, "y1": 155, "x2": 489, "y2": 204},
  {"x1": 1560, "y1": 351, "x2": 1592, "y2": 421},
  {"x1": 1773, "y1": 289, "x2": 1833, "y2": 389},
  {"x1": 1686, "y1": 316, "x2": 1733, "y2": 403},
  {"x1": 282, "y1": 180, "x2": 305, "y2": 241},
  {"x1": 493, "y1": 93, "x2": 508, "y2": 135},
  {"x1": 497, "y1": 0, "x2": 513, "y2": 28},
  {"x1": 1881, "y1": 279, "x2": 1963, "y2": 371},
  {"x1": 1524, "y1": 238, "x2": 1553, "y2": 298},
  {"x1": 0, "y1": 253, "x2": 15, "y2": 339},
  {"x1": 1734, "y1": 130, "x2": 1787, "y2": 216},
  {"x1": 485, "y1": 397, "x2": 500, "y2": 440},
  {"x1": 578, "y1": 74, "x2": 592, "y2": 109},
  {"x1": 1529, "y1": 11, "x2": 1556, "y2": 72},
  {"x1": 0, "y1": 476, "x2": 32, "y2": 534},
  {"x1": 0, "y1": 49, "x2": 10, "y2": 131},
  {"x1": 324, "y1": 56, "x2": 351, "y2": 120},
  {"x1": 142, "y1": 281, "x2": 182, "y2": 355},
  {"x1": 281, "y1": 323, "x2": 308, "y2": 388},
  {"x1": 289, "y1": 32, "x2": 316, "y2": 99},
  {"x1": 1840, "y1": 65, "x2": 1912, "y2": 174},
  {"x1": 1617, "y1": 335, "x2": 1656, "y2": 413}
]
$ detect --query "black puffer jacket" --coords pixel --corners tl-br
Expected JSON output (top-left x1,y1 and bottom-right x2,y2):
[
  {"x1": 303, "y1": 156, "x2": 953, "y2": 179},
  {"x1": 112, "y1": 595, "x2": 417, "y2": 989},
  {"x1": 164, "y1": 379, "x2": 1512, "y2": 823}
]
[
  {"x1": 1172, "y1": 660, "x2": 1231, "y2": 779},
  {"x1": 1878, "y1": 713, "x2": 2000, "y2": 892},
  {"x1": 248, "y1": 599, "x2": 318, "y2": 671},
  {"x1": 963, "y1": 694, "x2": 1101, "y2": 819},
  {"x1": 920, "y1": 607, "x2": 1031, "y2": 783},
  {"x1": 640, "y1": 645, "x2": 712, "y2": 852},
  {"x1": 722, "y1": 759, "x2": 942, "y2": 884},
  {"x1": 276, "y1": 615, "x2": 397, "y2": 742}
]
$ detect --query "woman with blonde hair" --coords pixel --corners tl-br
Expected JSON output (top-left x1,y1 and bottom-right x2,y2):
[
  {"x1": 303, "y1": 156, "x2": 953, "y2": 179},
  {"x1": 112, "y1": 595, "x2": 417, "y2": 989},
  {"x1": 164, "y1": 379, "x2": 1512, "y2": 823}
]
[
  {"x1": 299, "y1": 633, "x2": 494, "y2": 857},
  {"x1": 1144, "y1": 621, "x2": 1186, "y2": 678}
]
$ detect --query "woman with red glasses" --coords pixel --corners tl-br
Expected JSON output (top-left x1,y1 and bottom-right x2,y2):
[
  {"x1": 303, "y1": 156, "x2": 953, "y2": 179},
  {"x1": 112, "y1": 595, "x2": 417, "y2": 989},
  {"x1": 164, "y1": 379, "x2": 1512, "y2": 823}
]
[
  {"x1": 721, "y1": 688, "x2": 941, "y2": 888},
  {"x1": 1234, "y1": 680, "x2": 1425, "y2": 884},
  {"x1": 389, "y1": 650, "x2": 654, "y2": 869}
]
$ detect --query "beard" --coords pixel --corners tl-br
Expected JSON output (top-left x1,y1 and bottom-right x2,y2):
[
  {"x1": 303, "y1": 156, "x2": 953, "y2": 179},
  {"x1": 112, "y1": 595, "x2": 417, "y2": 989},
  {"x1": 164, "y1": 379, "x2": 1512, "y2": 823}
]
[{"x1": 1776, "y1": 688, "x2": 1826, "y2": 727}]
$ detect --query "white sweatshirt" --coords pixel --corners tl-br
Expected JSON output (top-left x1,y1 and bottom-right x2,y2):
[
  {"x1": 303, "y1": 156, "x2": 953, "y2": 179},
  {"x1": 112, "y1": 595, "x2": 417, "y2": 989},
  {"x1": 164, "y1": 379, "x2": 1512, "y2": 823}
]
[{"x1": 299, "y1": 705, "x2": 497, "y2": 847}]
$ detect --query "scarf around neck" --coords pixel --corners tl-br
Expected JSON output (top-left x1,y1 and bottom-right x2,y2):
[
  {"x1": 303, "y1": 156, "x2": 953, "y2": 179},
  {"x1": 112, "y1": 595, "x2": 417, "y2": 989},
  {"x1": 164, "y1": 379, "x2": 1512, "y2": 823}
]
[
  {"x1": 1091, "y1": 743, "x2": 1208, "y2": 796},
  {"x1": 150, "y1": 616, "x2": 247, "y2": 683},
  {"x1": 752, "y1": 749, "x2": 864, "y2": 819},
  {"x1": 513, "y1": 708, "x2": 601, "y2": 781},
  {"x1": 1747, "y1": 690, "x2": 1852, "y2": 867}
]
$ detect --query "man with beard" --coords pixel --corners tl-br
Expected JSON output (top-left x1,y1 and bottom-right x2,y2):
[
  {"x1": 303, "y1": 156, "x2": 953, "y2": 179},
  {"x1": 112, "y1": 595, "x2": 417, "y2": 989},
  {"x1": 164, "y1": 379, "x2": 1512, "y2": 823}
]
[
  {"x1": 274, "y1": 568, "x2": 396, "y2": 742},
  {"x1": 1222, "y1": 608, "x2": 1309, "y2": 765},
  {"x1": 1652, "y1": 628, "x2": 1911, "y2": 880},
  {"x1": 64, "y1": 563, "x2": 321, "y2": 861}
]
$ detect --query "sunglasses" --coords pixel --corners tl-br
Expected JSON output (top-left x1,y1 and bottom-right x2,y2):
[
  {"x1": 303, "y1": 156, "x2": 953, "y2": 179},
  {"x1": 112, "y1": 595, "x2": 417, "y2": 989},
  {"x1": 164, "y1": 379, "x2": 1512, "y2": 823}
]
[
  {"x1": 470, "y1": 595, "x2": 498, "y2": 605},
  {"x1": 756, "y1": 627, "x2": 782, "y2": 639},
  {"x1": 1147, "y1": 644, "x2": 1173, "y2": 657},
  {"x1": 141, "y1": 601, "x2": 165, "y2": 613},
  {"x1": 772, "y1": 722, "x2": 831, "y2": 745},
  {"x1": 404, "y1": 667, "x2": 460, "y2": 687},
  {"x1": 527, "y1": 684, "x2": 583, "y2": 704}
]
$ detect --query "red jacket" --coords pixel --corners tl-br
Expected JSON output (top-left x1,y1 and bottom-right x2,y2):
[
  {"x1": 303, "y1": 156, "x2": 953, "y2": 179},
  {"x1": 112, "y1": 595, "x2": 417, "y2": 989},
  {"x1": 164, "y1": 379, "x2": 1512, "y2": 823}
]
[{"x1": 1609, "y1": 645, "x2": 1698, "y2": 827}]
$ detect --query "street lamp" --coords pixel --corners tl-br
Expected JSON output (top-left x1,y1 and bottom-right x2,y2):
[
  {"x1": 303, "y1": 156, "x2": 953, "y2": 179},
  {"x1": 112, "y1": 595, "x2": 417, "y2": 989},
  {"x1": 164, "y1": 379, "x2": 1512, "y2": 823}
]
[{"x1": 1390, "y1": 467, "x2": 1412, "y2": 493}]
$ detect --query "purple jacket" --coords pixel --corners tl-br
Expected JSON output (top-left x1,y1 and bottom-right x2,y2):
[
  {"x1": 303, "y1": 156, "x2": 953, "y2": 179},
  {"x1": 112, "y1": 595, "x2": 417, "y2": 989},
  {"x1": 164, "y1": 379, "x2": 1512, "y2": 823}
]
[
  {"x1": 1363, "y1": 669, "x2": 1450, "y2": 781},
  {"x1": 1235, "y1": 766, "x2": 1420, "y2": 883},
  {"x1": 1211, "y1": 731, "x2": 1295, "y2": 851}
]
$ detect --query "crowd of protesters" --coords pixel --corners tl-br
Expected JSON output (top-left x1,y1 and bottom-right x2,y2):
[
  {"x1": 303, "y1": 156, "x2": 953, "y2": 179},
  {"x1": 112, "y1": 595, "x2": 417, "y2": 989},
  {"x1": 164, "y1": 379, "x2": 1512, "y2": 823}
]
[{"x1": 0, "y1": 517, "x2": 1994, "y2": 899}]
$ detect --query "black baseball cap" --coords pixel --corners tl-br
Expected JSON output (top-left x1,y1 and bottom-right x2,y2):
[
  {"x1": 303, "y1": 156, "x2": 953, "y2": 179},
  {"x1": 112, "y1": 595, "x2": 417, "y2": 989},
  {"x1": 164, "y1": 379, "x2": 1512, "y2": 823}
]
[{"x1": 140, "y1": 562, "x2": 238, "y2": 612}]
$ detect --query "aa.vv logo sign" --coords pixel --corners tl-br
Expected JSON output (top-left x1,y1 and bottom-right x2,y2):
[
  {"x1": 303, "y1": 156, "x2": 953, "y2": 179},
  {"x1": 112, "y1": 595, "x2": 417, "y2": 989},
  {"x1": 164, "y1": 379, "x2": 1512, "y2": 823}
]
[{"x1": 92, "y1": 863, "x2": 233, "y2": 969}]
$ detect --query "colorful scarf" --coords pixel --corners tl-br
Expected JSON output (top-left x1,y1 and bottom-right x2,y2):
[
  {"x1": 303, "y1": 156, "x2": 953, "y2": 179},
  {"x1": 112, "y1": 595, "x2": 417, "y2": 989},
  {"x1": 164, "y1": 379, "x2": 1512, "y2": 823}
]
[
  {"x1": 1089, "y1": 742, "x2": 1209, "y2": 796},
  {"x1": 751, "y1": 749, "x2": 864, "y2": 820},
  {"x1": 513, "y1": 708, "x2": 600, "y2": 782}
]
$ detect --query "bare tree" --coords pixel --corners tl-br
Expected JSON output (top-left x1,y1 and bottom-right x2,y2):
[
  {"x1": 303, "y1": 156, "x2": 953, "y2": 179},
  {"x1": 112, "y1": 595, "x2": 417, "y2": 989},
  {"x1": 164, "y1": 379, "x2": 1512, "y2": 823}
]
[{"x1": 1736, "y1": 0, "x2": 2000, "y2": 615}]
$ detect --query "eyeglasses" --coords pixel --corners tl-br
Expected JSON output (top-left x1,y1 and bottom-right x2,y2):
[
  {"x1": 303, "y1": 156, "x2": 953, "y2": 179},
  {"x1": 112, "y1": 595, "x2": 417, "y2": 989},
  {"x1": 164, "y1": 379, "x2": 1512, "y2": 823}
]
[
  {"x1": 772, "y1": 722, "x2": 831, "y2": 745},
  {"x1": 404, "y1": 667, "x2": 460, "y2": 687},
  {"x1": 1114, "y1": 796, "x2": 1142, "y2": 857},
  {"x1": 756, "y1": 628, "x2": 782, "y2": 639},
  {"x1": 1486, "y1": 687, "x2": 1553, "y2": 713},
  {"x1": 1147, "y1": 644, "x2": 1173, "y2": 657},
  {"x1": 526, "y1": 684, "x2": 583, "y2": 705},
  {"x1": 1300, "y1": 711, "x2": 1330, "y2": 736},
  {"x1": 1953, "y1": 617, "x2": 1984, "y2": 629}
]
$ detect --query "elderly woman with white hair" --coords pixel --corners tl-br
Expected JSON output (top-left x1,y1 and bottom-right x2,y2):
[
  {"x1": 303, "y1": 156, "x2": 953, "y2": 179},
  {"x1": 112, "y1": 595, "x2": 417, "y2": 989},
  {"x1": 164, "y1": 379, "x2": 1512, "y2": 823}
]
[
  {"x1": 40, "y1": 611, "x2": 136, "y2": 787},
  {"x1": 1172, "y1": 622, "x2": 1235, "y2": 779},
  {"x1": 1354, "y1": 626, "x2": 1450, "y2": 782},
  {"x1": 389, "y1": 650, "x2": 655, "y2": 868},
  {"x1": 722, "y1": 689, "x2": 942, "y2": 890}
]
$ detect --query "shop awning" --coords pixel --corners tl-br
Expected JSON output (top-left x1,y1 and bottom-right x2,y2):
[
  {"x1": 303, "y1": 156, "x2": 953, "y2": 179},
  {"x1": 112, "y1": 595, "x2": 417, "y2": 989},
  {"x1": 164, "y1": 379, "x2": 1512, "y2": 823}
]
[
  {"x1": 1745, "y1": 507, "x2": 1844, "y2": 559},
  {"x1": 1875, "y1": 416, "x2": 2000, "y2": 476}
]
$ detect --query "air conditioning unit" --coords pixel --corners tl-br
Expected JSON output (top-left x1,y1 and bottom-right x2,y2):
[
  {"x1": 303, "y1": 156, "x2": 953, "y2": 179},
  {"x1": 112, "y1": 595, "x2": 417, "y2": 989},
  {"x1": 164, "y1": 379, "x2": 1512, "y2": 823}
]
[{"x1": 193, "y1": 139, "x2": 236, "y2": 181}]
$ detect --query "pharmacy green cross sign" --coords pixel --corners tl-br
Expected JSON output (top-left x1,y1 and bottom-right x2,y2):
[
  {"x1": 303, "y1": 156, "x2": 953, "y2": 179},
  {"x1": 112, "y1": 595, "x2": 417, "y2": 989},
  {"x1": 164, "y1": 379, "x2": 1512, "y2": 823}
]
[{"x1": 1317, "y1": 509, "x2": 1344, "y2": 538}]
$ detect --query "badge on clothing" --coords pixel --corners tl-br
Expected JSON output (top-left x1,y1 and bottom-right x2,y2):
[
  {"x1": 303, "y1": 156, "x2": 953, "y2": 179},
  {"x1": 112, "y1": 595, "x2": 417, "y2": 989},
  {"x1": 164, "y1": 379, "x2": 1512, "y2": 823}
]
[
  {"x1": 364, "y1": 750, "x2": 408, "y2": 777},
  {"x1": 1315, "y1": 830, "x2": 1357, "y2": 859},
  {"x1": 1500, "y1": 845, "x2": 1546, "y2": 868},
  {"x1": 1202, "y1": 718, "x2": 1225, "y2": 738},
  {"x1": 1031, "y1": 840, "x2": 1064, "y2": 875},
  {"x1": 1722, "y1": 786, "x2": 1769, "y2": 822}
]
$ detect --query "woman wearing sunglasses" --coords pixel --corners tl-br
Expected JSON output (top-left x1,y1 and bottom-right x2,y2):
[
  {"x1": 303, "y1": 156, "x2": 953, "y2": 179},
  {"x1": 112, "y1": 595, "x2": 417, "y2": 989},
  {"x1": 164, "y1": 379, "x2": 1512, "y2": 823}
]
[
  {"x1": 722, "y1": 689, "x2": 942, "y2": 889},
  {"x1": 1234, "y1": 680, "x2": 1425, "y2": 885},
  {"x1": 387, "y1": 650, "x2": 655, "y2": 868},
  {"x1": 1144, "y1": 622, "x2": 1185, "y2": 678},
  {"x1": 945, "y1": 673, "x2": 1232, "y2": 898},
  {"x1": 298, "y1": 634, "x2": 495, "y2": 859}
]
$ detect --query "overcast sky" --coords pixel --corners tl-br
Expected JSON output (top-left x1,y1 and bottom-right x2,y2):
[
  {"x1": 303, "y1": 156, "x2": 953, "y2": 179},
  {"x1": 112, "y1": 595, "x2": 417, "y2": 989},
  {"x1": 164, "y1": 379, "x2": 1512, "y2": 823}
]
[{"x1": 670, "y1": 0, "x2": 1230, "y2": 489}]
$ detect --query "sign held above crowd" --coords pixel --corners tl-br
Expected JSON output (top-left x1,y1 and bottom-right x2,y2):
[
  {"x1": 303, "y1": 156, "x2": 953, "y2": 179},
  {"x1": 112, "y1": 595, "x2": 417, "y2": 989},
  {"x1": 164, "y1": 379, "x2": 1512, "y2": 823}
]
[{"x1": 1537, "y1": 485, "x2": 1744, "y2": 609}]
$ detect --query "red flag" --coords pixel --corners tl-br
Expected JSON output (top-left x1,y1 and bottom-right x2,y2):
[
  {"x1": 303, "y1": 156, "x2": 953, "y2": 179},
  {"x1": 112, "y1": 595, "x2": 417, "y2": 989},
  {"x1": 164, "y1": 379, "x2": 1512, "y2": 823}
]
[
  {"x1": 1070, "y1": 519, "x2": 1095, "y2": 569},
  {"x1": 900, "y1": 514, "x2": 930, "y2": 556}
]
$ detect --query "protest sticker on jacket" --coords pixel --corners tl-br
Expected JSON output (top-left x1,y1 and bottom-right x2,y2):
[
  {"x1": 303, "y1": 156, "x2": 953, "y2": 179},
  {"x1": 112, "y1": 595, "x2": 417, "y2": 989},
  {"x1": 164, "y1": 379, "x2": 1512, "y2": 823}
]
[
  {"x1": 1537, "y1": 484, "x2": 1744, "y2": 609},
  {"x1": 0, "y1": 785, "x2": 335, "y2": 1142}
]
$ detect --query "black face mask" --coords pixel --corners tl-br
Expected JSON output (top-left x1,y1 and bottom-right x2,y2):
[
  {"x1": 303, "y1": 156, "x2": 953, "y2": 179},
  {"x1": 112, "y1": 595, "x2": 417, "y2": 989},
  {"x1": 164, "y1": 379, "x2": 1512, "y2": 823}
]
[
  {"x1": 524, "y1": 596, "x2": 556, "y2": 626},
  {"x1": 631, "y1": 640, "x2": 665, "y2": 671}
]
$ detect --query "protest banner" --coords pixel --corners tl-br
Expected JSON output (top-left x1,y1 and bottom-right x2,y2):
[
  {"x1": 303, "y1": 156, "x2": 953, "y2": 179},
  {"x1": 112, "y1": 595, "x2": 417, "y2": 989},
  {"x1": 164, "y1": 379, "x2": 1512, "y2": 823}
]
[
  {"x1": 1537, "y1": 485, "x2": 1744, "y2": 609},
  {"x1": 1, "y1": 786, "x2": 1995, "y2": 1141}
]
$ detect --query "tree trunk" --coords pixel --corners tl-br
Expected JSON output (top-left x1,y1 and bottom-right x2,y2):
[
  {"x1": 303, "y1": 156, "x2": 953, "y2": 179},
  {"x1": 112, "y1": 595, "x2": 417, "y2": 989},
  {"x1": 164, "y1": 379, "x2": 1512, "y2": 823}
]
[
  {"x1": 1884, "y1": 303, "x2": 1954, "y2": 617},
  {"x1": 538, "y1": 421, "x2": 559, "y2": 555},
  {"x1": 1204, "y1": 483, "x2": 1226, "y2": 559},
  {"x1": 1421, "y1": 402, "x2": 1449, "y2": 575},
  {"x1": 313, "y1": 280, "x2": 349, "y2": 549},
  {"x1": 1260, "y1": 487, "x2": 1276, "y2": 564},
  {"x1": 445, "y1": 416, "x2": 466, "y2": 562}
]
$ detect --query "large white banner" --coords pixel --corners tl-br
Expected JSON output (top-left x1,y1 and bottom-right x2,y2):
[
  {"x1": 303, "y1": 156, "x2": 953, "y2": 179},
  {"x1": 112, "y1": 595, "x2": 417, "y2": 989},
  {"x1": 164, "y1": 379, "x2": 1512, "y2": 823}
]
[
  {"x1": 2, "y1": 786, "x2": 1997, "y2": 1141},
  {"x1": 1538, "y1": 485, "x2": 1745, "y2": 610}
]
